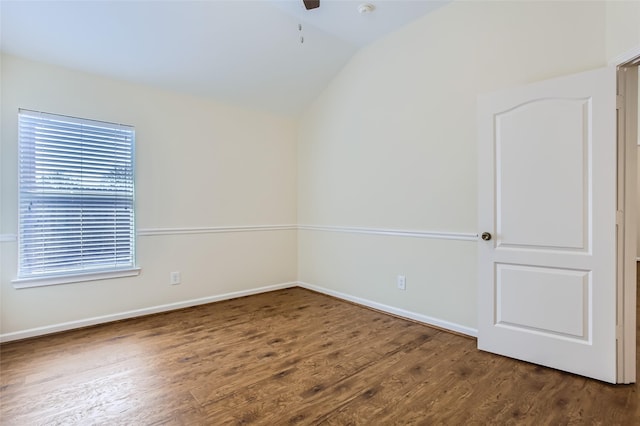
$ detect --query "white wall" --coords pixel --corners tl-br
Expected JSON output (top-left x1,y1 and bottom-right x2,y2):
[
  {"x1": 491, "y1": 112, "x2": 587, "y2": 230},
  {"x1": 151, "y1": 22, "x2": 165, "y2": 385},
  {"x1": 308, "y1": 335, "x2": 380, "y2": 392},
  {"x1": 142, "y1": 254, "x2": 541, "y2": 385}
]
[
  {"x1": 606, "y1": 0, "x2": 640, "y2": 62},
  {"x1": 0, "y1": 55, "x2": 298, "y2": 339},
  {"x1": 297, "y1": 0, "x2": 610, "y2": 332},
  {"x1": 2, "y1": 0, "x2": 638, "y2": 341}
]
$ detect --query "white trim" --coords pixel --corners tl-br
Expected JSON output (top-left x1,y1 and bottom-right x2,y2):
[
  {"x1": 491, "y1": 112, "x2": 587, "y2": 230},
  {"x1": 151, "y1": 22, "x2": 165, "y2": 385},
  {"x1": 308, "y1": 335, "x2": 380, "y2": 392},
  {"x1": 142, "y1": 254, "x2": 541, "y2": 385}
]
[
  {"x1": 12, "y1": 267, "x2": 142, "y2": 289},
  {"x1": 138, "y1": 224, "x2": 297, "y2": 237},
  {"x1": 136, "y1": 224, "x2": 478, "y2": 241},
  {"x1": 0, "y1": 234, "x2": 17, "y2": 242},
  {"x1": 618, "y1": 64, "x2": 639, "y2": 383},
  {"x1": 3, "y1": 224, "x2": 475, "y2": 241},
  {"x1": 0, "y1": 281, "x2": 297, "y2": 343},
  {"x1": 298, "y1": 225, "x2": 478, "y2": 242},
  {"x1": 0, "y1": 280, "x2": 477, "y2": 342},
  {"x1": 298, "y1": 281, "x2": 478, "y2": 338}
]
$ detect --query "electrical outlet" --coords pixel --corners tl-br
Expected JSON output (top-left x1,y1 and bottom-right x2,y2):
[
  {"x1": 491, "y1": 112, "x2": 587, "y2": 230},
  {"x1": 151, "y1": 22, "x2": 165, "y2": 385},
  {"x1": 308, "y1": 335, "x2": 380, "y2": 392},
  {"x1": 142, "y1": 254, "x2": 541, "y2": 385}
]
[
  {"x1": 397, "y1": 275, "x2": 406, "y2": 290},
  {"x1": 170, "y1": 271, "x2": 181, "y2": 285}
]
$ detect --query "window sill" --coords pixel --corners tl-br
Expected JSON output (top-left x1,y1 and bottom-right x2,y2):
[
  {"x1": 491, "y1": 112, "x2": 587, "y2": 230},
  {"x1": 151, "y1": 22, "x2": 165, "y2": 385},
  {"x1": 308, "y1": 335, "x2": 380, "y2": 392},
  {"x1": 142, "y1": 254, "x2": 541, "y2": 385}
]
[{"x1": 11, "y1": 267, "x2": 141, "y2": 289}]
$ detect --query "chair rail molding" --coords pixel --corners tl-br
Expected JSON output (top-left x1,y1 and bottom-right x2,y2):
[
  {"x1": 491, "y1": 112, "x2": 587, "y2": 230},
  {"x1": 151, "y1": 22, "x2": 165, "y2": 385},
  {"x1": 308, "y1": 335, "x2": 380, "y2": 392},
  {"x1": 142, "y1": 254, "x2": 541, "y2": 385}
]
[
  {"x1": 298, "y1": 224, "x2": 478, "y2": 241},
  {"x1": 137, "y1": 224, "x2": 297, "y2": 237}
]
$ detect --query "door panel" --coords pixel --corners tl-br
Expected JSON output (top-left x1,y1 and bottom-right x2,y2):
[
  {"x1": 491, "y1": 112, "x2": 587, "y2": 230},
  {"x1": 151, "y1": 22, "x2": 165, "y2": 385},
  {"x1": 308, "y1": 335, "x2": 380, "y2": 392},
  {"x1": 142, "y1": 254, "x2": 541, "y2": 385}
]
[
  {"x1": 496, "y1": 264, "x2": 589, "y2": 339},
  {"x1": 478, "y1": 66, "x2": 617, "y2": 383},
  {"x1": 496, "y1": 98, "x2": 589, "y2": 251}
]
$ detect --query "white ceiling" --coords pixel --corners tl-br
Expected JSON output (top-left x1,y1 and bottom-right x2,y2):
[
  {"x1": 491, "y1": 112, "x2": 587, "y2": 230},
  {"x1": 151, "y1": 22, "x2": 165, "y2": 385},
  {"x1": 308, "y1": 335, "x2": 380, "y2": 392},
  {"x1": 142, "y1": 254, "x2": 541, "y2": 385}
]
[{"x1": 0, "y1": 0, "x2": 448, "y2": 116}]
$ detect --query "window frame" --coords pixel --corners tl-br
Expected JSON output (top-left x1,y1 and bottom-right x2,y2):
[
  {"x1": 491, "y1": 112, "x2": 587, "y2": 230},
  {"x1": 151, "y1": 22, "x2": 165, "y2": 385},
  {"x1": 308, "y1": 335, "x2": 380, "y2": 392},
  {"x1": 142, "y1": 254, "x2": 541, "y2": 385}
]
[{"x1": 12, "y1": 109, "x2": 139, "y2": 288}]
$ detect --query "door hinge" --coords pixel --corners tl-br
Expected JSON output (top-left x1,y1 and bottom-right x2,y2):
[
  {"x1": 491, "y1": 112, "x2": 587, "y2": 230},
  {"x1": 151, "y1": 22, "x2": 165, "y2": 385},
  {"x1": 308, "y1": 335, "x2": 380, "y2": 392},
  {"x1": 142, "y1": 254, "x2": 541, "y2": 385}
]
[
  {"x1": 616, "y1": 210, "x2": 624, "y2": 225},
  {"x1": 616, "y1": 94, "x2": 624, "y2": 110}
]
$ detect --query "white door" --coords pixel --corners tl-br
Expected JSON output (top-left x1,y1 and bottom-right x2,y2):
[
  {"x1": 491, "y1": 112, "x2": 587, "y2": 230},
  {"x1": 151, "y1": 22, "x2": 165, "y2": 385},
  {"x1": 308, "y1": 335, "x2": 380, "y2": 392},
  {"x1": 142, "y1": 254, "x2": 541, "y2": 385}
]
[{"x1": 477, "y1": 67, "x2": 618, "y2": 383}]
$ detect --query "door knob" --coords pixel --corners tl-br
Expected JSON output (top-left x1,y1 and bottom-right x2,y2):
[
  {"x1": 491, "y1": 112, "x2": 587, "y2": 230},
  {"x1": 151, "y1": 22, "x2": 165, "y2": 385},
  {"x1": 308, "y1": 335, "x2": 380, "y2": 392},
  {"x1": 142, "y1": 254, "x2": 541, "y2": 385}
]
[{"x1": 481, "y1": 232, "x2": 492, "y2": 241}]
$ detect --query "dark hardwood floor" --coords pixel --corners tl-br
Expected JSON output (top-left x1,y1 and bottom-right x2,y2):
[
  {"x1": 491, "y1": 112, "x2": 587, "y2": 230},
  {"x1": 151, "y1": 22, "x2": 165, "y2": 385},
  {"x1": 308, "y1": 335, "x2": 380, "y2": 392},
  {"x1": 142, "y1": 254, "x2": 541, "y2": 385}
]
[{"x1": 1, "y1": 279, "x2": 638, "y2": 425}]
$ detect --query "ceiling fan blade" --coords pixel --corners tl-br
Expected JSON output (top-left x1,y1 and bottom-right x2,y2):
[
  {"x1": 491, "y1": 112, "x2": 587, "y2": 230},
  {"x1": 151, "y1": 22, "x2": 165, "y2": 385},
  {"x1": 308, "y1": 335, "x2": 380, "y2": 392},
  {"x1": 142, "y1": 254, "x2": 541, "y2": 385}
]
[{"x1": 303, "y1": 0, "x2": 320, "y2": 10}]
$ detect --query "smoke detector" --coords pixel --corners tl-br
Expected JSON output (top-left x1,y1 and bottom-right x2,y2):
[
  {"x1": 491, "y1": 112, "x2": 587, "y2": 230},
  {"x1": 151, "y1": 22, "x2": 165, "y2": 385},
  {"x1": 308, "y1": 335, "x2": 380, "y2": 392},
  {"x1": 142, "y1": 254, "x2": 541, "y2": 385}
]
[{"x1": 358, "y1": 3, "x2": 375, "y2": 14}]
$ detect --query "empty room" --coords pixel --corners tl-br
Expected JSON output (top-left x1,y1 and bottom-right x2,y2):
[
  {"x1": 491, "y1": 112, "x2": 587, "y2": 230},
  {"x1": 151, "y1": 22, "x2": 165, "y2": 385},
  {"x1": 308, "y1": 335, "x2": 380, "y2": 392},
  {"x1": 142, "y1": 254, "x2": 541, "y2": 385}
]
[{"x1": 1, "y1": 0, "x2": 639, "y2": 424}]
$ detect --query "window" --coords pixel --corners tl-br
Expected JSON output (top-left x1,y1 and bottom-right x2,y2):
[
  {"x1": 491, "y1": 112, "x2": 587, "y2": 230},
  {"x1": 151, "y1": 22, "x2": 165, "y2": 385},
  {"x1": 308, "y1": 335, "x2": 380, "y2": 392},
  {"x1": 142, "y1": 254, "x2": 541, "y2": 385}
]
[{"x1": 15, "y1": 110, "x2": 137, "y2": 286}]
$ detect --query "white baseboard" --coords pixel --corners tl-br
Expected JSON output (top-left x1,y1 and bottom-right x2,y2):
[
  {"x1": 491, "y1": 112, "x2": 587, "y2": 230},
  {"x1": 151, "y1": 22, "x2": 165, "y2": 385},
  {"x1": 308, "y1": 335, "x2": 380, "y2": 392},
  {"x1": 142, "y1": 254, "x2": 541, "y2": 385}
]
[
  {"x1": 0, "y1": 281, "x2": 297, "y2": 343},
  {"x1": 297, "y1": 281, "x2": 478, "y2": 338},
  {"x1": 1, "y1": 280, "x2": 478, "y2": 343}
]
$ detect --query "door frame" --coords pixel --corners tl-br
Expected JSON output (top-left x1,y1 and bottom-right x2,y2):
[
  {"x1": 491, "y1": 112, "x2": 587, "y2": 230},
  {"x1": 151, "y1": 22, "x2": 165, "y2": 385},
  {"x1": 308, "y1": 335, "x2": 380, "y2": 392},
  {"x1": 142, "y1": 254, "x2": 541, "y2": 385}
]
[{"x1": 615, "y1": 50, "x2": 639, "y2": 384}]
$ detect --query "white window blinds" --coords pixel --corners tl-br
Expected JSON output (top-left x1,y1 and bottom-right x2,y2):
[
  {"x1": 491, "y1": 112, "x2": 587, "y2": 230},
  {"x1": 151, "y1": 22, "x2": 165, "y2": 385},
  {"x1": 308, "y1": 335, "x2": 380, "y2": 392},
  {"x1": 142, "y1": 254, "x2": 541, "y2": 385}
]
[{"x1": 18, "y1": 110, "x2": 135, "y2": 279}]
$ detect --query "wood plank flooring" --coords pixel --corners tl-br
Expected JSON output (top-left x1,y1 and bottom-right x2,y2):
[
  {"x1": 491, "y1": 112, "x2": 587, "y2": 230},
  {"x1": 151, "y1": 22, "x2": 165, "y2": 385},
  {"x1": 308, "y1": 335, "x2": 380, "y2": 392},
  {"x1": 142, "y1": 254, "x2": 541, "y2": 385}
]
[{"x1": 1, "y1": 283, "x2": 638, "y2": 425}]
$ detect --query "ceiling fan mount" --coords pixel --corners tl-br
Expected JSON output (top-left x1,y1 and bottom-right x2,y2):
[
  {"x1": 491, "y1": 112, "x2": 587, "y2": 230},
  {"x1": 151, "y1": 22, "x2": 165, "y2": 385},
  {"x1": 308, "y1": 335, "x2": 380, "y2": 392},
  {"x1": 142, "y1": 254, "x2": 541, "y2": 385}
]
[{"x1": 303, "y1": 0, "x2": 320, "y2": 10}]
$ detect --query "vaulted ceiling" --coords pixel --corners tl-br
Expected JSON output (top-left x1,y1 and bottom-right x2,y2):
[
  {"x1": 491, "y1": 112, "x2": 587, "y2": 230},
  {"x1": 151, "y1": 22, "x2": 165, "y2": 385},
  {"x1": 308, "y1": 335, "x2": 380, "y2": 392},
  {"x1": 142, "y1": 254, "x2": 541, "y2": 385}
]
[{"x1": 0, "y1": 0, "x2": 448, "y2": 116}]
